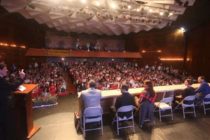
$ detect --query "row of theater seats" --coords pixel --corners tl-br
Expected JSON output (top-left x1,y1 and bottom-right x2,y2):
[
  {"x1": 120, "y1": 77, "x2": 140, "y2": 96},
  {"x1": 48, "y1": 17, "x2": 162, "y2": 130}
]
[{"x1": 79, "y1": 93, "x2": 210, "y2": 137}]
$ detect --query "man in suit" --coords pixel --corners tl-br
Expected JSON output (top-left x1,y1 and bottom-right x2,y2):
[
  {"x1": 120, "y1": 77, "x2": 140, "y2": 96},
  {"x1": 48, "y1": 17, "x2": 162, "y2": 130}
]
[
  {"x1": 0, "y1": 62, "x2": 25, "y2": 140},
  {"x1": 195, "y1": 76, "x2": 210, "y2": 99},
  {"x1": 114, "y1": 83, "x2": 135, "y2": 118}
]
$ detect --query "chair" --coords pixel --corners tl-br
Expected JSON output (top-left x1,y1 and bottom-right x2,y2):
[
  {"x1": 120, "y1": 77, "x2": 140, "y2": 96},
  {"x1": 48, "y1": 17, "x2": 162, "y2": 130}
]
[
  {"x1": 203, "y1": 94, "x2": 210, "y2": 115},
  {"x1": 82, "y1": 106, "x2": 103, "y2": 137},
  {"x1": 182, "y1": 95, "x2": 196, "y2": 118},
  {"x1": 112, "y1": 105, "x2": 135, "y2": 135},
  {"x1": 154, "y1": 91, "x2": 174, "y2": 121},
  {"x1": 155, "y1": 96, "x2": 174, "y2": 121}
]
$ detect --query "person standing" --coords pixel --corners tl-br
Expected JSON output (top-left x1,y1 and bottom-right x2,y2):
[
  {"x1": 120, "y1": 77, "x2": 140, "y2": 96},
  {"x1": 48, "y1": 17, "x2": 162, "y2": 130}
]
[{"x1": 0, "y1": 62, "x2": 25, "y2": 140}]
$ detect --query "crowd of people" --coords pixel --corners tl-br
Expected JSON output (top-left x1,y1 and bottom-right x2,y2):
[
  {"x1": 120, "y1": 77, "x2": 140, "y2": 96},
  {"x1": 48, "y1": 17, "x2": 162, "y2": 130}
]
[
  {"x1": 69, "y1": 60, "x2": 194, "y2": 91},
  {"x1": 23, "y1": 62, "x2": 67, "y2": 107}
]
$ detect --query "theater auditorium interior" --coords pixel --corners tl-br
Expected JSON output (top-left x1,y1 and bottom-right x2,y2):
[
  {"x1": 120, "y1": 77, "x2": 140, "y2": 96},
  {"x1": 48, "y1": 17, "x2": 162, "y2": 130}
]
[{"x1": 0, "y1": 0, "x2": 210, "y2": 140}]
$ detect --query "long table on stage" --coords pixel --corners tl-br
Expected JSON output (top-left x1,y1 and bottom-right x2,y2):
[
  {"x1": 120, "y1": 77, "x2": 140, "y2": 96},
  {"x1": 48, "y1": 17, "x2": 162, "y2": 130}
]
[
  {"x1": 15, "y1": 84, "x2": 40, "y2": 139},
  {"x1": 78, "y1": 83, "x2": 202, "y2": 113}
]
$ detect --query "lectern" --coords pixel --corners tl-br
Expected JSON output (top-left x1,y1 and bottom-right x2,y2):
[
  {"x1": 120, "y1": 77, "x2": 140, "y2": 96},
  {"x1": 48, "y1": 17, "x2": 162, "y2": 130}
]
[{"x1": 15, "y1": 84, "x2": 40, "y2": 139}]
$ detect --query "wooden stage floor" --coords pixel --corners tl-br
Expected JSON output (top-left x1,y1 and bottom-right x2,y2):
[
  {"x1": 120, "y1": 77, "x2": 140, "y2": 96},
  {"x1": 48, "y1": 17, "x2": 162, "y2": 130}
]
[{"x1": 31, "y1": 94, "x2": 210, "y2": 140}]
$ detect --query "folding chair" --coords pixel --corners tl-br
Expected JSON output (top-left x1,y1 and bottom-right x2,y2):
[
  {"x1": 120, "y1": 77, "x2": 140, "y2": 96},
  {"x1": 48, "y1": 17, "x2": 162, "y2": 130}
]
[
  {"x1": 112, "y1": 105, "x2": 135, "y2": 135},
  {"x1": 155, "y1": 96, "x2": 174, "y2": 121},
  {"x1": 203, "y1": 94, "x2": 210, "y2": 115},
  {"x1": 82, "y1": 106, "x2": 103, "y2": 137},
  {"x1": 154, "y1": 91, "x2": 174, "y2": 121},
  {"x1": 182, "y1": 95, "x2": 196, "y2": 118}
]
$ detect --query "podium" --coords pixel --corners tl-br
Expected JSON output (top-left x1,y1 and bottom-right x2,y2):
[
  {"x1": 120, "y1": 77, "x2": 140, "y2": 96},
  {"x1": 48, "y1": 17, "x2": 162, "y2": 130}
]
[{"x1": 15, "y1": 84, "x2": 40, "y2": 139}]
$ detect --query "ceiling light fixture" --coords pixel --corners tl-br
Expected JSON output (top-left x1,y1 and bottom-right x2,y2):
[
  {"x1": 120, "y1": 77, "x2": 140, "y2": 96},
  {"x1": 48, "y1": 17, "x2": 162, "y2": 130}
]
[
  {"x1": 169, "y1": 12, "x2": 173, "y2": 16},
  {"x1": 80, "y1": 0, "x2": 87, "y2": 4},
  {"x1": 149, "y1": 9, "x2": 153, "y2": 13},
  {"x1": 95, "y1": 1, "x2": 100, "y2": 7},
  {"x1": 110, "y1": 2, "x2": 117, "y2": 9},
  {"x1": 180, "y1": 27, "x2": 186, "y2": 33}
]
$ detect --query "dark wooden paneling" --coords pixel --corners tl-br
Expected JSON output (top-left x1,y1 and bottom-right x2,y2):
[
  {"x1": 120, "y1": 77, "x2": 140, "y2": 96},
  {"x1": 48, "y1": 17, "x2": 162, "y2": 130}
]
[
  {"x1": 187, "y1": 22, "x2": 210, "y2": 80},
  {"x1": 26, "y1": 48, "x2": 142, "y2": 58},
  {"x1": 125, "y1": 28, "x2": 186, "y2": 67}
]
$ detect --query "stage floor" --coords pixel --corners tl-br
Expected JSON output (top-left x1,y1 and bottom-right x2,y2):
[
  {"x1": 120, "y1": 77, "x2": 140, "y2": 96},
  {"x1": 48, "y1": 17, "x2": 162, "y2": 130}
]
[{"x1": 31, "y1": 94, "x2": 210, "y2": 140}]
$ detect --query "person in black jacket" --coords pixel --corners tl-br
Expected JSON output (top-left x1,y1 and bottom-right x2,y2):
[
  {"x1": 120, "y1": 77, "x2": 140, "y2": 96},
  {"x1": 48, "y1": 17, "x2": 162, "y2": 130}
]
[
  {"x1": 0, "y1": 62, "x2": 25, "y2": 140},
  {"x1": 114, "y1": 83, "x2": 136, "y2": 118},
  {"x1": 182, "y1": 79, "x2": 195, "y2": 104},
  {"x1": 183, "y1": 79, "x2": 195, "y2": 98}
]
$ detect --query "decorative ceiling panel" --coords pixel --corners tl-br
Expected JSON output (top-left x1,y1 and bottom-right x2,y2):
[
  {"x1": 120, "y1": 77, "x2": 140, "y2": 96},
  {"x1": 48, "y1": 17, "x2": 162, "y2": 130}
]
[{"x1": 1, "y1": 0, "x2": 196, "y2": 35}]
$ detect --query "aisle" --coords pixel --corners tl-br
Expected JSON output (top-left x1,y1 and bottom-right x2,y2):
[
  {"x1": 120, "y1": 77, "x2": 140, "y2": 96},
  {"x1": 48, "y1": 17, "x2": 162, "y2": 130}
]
[{"x1": 63, "y1": 71, "x2": 77, "y2": 95}]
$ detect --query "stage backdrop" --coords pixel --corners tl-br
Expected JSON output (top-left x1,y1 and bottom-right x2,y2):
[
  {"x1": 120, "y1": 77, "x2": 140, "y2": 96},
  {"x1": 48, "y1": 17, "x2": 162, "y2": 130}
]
[{"x1": 45, "y1": 32, "x2": 125, "y2": 51}]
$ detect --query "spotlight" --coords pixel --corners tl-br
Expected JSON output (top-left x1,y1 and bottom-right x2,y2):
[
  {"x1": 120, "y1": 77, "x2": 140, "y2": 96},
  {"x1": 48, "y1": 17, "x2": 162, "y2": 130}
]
[
  {"x1": 141, "y1": 50, "x2": 146, "y2": 53},
  {"x1": 128, "y1": 5, "x2": 131, "y2": 9},
  {"x1": 136, "y1": 8, "x2": 140, "y2": 12},
  {"x1": 180, "y1": 27, "x2": 186, "y2": 33},
  {"x1": 157, "y1": 50, "x2": 162, "y2": 53}
]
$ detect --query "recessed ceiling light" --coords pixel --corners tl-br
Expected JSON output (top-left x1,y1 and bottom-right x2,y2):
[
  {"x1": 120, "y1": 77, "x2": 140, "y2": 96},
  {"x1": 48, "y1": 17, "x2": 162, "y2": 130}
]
[
  {"x1": 110, "y1": 2, "x2": 117, "y2": 9},
  {"x1": 149, "y1": 9, "x2": 153, "y2": 13},
  {"x1": 159, "y1": 12, "x2": 164, "y2": 16},
  {"x1": 169, "y1": 12, "x2": 173, "y2": 16},
  {"x1": 136, "y1": 8, "x2": 140, "y2": 12},
  {"x1": 80, "y1": 0, "x2": 87, "y2": 4},
  {"x1": 95, "y1": 1, "x2": 100, "y2": 6},
  {"x1": 128, "y1": 5, "x2": 131, "y2": 9}
]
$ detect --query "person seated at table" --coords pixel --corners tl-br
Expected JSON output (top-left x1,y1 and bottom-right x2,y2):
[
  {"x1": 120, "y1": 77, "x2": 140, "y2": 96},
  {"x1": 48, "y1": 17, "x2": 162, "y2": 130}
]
[
  {"x1": 183, "y1": 79, "x2": 195, "y2": 98},
  {"x1": 195, "y1": 76, "x2": 210, "y2": 101},
  {"x1": 182, "y1": 79, "x2": 195, "y2": 104},
  {"x1": 137, "y1": 80, "x2": 156, "y2": 128},
  {"x1": 79, "y1": 80, "x2": 102, "y2": 115},
  {"x1": 114, "y1": 83, "x2": 136, "y2": 118},
  {"x1": 195, "y1": 76, "x2": 210, "y2": 98}
]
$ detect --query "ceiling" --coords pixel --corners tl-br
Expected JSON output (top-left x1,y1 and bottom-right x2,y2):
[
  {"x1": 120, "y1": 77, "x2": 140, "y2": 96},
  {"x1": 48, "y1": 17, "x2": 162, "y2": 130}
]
[{"x1": 1, "y1": 0, "x2": 196, "y2": 35}]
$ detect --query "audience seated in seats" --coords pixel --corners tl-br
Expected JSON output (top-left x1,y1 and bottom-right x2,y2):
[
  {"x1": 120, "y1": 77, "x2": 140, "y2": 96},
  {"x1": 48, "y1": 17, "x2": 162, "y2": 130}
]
[
  {"x1": 195, "y1": 76, "x2": 210, "y2": 101},
  {"x1": 49, "y1": 82, "x2": 57, "y2": 96},
  {"x1": 79, "y1": 80, "x2": 102, "y2": 116},
  {"x1": 110, "y1": 83, "x2": 119, "y2": 90},
  {"x1": 114, "y1": 83, "x2": 136, "y2": 118},
  {"x1": 24, "y1": 62, "x2": 67, "y2": 107},
  {"x1": 69, "y1": 61, "x2": 192, "y2": 92},
  {"x1": 137, "y1": 80, "x2": 156, "y2": 128}
]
